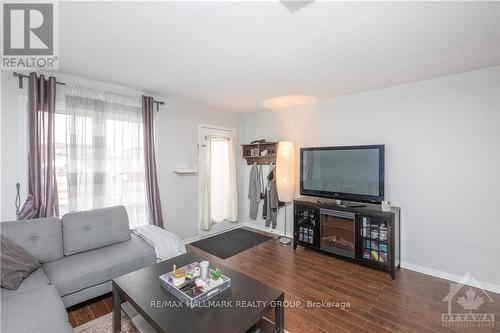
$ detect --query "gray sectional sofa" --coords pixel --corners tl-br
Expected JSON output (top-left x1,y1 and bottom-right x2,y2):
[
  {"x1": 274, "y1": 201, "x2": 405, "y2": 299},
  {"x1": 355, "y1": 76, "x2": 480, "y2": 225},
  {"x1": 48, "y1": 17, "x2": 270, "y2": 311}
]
[{"x1": 0, "y1": 206, "x2": 157, "y2": 333}]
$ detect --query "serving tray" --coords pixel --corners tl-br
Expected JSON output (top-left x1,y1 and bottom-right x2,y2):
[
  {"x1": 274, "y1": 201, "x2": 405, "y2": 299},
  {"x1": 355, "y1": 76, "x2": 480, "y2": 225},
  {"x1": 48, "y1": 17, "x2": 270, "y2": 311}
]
[{"x1": 159, "y1": 262, "x2": 231, "y2": 308}]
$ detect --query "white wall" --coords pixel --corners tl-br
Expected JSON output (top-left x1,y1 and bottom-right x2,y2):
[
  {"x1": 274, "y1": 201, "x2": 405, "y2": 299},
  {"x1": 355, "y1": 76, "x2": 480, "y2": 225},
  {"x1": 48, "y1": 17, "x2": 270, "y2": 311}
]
[
  {"x1": 2, "y1": 66, "x2": 499, "y2": 289},
  {"x1": 0, "y1": 71, "x2": 34, "y2": 222},
  {"x1": 0, "y1": 71, "x2": 242, "y2": 242},
  {"x1": 155, "y1": 99, "x2": 242, "y2": 241},
  {"x1": 240, "y1": 66, "x2": 500, "y2": 288}
]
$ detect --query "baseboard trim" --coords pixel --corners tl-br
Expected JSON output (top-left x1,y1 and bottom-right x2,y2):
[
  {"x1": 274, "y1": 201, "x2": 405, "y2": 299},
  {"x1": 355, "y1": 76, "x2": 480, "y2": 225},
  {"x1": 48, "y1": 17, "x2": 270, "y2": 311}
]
[
  {"x1": 182, "y1": 235, "x2": 200, "y2": 245},
  {"x1": 241, "y1": 222, "x2": 293, "y2": 238},
  {"x1": 400, "y1": 261, "x2": 500, "y2": 294},
  {"x1": 182, "y1": 224, "x2": 241, "y2": 245},
  {"x1": 199, "y1": 225, "x2": 239, "y2": 240}
]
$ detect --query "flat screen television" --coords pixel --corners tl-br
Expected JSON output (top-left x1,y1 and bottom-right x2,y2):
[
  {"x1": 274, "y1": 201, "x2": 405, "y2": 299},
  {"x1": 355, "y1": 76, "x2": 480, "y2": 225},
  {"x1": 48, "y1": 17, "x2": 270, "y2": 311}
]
[{"x1": 300, "y1": 145, "x2": 385, "y2": 203}]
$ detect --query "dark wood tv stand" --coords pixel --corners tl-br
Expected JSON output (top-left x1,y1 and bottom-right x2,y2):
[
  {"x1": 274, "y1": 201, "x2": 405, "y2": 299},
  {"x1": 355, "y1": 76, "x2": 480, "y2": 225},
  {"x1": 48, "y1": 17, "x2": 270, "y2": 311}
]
[{"x1": 293, "y1": 196, "x2": 400, "y2": 279}]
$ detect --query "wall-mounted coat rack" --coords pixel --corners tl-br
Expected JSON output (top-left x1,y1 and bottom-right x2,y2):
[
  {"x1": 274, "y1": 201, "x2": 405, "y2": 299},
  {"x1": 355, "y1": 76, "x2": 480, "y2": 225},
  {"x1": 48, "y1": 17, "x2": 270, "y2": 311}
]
[{"x1": 242, "y1": 142, "x2": 278, "y2": 165}]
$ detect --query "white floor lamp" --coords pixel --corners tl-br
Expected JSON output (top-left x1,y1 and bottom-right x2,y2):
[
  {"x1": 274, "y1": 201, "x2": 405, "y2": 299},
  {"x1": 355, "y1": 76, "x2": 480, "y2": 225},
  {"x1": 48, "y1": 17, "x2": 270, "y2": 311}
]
[{"x1": 276, "y1": 141, "x2": 295, "y2": 245}]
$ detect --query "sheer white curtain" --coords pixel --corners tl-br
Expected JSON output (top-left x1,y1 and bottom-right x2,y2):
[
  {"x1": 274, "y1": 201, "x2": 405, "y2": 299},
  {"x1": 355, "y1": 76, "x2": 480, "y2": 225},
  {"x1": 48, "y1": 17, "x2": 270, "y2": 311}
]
[
  {"x1": 201, "y1": 135, "x2": 238, "y2": 230},
  {"x1": 55, "y1": 84, "x2": 149, "y2": 227}
]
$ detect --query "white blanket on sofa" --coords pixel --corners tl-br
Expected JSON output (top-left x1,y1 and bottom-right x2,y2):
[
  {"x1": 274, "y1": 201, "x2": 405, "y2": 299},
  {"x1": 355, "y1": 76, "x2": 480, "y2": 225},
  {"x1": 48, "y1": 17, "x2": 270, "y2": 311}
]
[{"x1": 132, "y1": 225, "x2": 186, "y2": 261}]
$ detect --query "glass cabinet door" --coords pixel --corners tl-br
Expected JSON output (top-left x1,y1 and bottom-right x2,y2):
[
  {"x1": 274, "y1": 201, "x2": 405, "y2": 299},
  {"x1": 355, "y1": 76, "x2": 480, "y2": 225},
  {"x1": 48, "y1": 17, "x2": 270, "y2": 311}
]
[{"x1": 361, "y1": 216, "x2": 390, "y2": 266}]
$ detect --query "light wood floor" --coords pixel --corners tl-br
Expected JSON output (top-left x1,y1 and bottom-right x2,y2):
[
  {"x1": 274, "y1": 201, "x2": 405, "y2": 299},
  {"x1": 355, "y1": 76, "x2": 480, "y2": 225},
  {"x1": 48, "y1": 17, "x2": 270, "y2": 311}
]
[{"x1": 68, "y1": 231, "x2": 500, "y2": 332}]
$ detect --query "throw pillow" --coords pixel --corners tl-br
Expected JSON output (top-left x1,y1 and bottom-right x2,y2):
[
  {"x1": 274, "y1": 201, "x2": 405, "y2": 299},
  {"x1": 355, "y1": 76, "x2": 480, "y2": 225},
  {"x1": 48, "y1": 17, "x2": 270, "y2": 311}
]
[{"x1": 1, "y1": 235, "x2": 41, "y2": 290}]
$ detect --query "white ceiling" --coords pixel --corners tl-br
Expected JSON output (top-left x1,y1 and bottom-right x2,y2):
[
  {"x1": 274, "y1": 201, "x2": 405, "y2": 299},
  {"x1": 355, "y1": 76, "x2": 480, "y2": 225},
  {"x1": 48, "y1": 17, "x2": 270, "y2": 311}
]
[{"x1": 59, "y1": 1, "x2": 500, "y2": 112}]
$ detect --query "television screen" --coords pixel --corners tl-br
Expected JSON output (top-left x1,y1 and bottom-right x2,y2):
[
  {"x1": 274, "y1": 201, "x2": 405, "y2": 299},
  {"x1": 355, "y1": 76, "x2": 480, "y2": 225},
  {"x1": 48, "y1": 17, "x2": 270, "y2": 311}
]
[{"x1": 300, "y1": 145, "x2": 384, "y2": 202}]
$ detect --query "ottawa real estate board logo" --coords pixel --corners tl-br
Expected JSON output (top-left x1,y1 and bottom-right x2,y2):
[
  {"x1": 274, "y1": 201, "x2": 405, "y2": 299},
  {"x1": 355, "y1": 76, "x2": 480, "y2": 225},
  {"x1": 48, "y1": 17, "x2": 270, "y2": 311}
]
[
  {"x1": 442, "y1": 273, "x2": 495, "y2": 328},
  {"x1": 2, "y1": 2, "x2": 59, "y2": 70}
]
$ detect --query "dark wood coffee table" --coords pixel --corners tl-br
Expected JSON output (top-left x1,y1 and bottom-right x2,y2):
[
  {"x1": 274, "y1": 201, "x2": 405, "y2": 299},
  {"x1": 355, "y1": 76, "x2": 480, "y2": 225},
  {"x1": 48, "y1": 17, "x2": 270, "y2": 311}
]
[{"x1": 112, "y1": 252, "x2": 285, "y2": 333}]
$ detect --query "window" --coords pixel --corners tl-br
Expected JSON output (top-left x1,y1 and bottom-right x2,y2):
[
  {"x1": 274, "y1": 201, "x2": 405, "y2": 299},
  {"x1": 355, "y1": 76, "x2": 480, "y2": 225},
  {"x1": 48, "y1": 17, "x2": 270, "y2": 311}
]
[
  {"x1": 200, "y1": 127, "x2": 238, "y2": 231},
  {"x1": 209, "y1": 137, "x2": 235, "y2": 222},
  {"x1": 53, "y1": 85, "x2": 149, "y2": 228}
]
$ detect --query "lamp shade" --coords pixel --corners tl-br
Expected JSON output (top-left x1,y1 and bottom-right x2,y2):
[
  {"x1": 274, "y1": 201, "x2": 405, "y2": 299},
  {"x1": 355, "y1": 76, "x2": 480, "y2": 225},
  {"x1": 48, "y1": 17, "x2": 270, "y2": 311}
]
[{"x1": 276, "y1": 141, "x2": 296, "y2": 203}]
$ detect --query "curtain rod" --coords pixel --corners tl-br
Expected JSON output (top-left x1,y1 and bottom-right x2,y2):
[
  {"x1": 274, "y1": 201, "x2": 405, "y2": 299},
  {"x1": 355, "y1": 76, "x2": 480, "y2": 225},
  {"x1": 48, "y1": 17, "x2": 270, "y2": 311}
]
[{"x1": 12, "y1": 72, "x2": 165, "y2": 110}]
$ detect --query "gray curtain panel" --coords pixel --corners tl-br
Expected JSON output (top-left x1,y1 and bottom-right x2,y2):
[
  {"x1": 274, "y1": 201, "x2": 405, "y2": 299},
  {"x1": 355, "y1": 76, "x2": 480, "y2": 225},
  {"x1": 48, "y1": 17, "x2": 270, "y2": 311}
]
[
  {"x1": 18, "y1": 73, "x2": 59, "y2": 219},
  {"x1": 142, "y1": 96, "x2": 164, "y2": 228}
]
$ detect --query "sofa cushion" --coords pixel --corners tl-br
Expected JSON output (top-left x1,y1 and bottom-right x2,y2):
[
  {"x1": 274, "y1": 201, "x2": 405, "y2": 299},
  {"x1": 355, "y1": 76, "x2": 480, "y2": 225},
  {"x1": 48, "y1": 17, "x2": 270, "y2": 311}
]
[
  {"x1": 1, "y1": 235, "x2": 41, "y2": 289},
  {"x1": 0, "y1": 285, "x2": 73, "y2": 333},
  {"x1": 0, "y1": 267, "x2": 50, "y2": 298},
  {"x1": 0, "y1": 217, "x2": 63, "y2": 263},
  {"x1": 43, "y1": 234, "x2": 155, "y2": 296},
  {"x1": 62, "y1": 205, "x2": 131, "y2": 255},
  {"x1": 62, "y1": 280, "x2": 111, "y2": 308}
]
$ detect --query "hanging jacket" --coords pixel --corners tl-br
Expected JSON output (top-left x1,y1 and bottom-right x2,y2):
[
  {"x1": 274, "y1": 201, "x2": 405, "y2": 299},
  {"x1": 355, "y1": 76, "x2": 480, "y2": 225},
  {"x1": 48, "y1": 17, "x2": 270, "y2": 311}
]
[
  {"x1": 262, "y1": 166, "x2": 271, "y2": 220},
  {"x1": 259, "y1": 165, "x2": 265, "y2": 200},
  {"x1": 248, "y1": 164, "x2": 261, "y2": 220},
  {"x1": 263, "y1": 166, "x2": 283, "y2": 229}
]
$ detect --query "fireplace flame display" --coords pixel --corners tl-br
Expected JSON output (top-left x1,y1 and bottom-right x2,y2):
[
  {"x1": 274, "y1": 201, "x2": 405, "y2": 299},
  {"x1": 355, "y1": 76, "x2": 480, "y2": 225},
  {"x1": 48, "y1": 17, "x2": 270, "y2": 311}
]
[
  {"x1": 320, "y1": 209, "x2": 356, "y2": 258},
  {"x1": 321, "y1": 236, "x2": 354, "y2": 252}
]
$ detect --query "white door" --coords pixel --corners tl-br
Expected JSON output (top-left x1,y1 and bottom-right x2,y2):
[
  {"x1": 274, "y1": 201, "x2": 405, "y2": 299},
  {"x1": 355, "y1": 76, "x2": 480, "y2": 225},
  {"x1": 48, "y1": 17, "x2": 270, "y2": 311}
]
[{"x1": 198, "y1": 125, "x2": 237, "y2": 238}]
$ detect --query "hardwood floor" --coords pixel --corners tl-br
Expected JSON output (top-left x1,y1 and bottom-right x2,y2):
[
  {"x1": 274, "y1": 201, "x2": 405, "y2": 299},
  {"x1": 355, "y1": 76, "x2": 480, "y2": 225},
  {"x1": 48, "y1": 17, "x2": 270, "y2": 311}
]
[
  {"x1": 68, "y1": 232, "x2": 500, "y2": 332},
  {"x1": 67, "y1": 293, "x2": 112, "y2": 327}
]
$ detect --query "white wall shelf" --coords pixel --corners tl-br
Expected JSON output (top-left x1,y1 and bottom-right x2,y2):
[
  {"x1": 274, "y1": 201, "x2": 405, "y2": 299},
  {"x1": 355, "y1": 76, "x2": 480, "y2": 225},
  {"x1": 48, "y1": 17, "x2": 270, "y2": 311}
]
[{"x1": 172, "y1": 168, "x2": 197, "y2": 174}]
